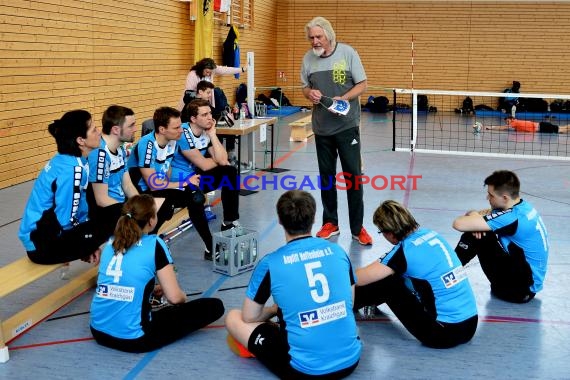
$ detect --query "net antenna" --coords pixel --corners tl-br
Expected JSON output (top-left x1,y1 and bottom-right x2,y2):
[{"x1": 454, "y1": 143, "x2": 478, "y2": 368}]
[{"x1": 410, "y1": 35, "x2": 417, "y2": 151}]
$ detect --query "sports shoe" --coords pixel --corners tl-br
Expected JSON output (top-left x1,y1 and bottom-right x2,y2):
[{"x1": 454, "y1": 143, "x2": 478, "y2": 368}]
[
  {"x1": 221, "y1": 220, "x2": 241, "y2": 232},
  {"x1": 316, "y1": 223, "x2": 340, "y2": 239},
  {"x1": 352, "y1": 227, "x2": 372, "y2": 245},
  {"x1": 204, "y1": 205, "x2": 217, "y2": 221},
  {"x1": 226, "y1": 334, "x2": 255, "y2": 358},
  {"x1": 204, "y1": 249, "x2": 220, "y2": 261},
  {"x1": 149, "y1": 295, "x2": 170, "y2": 311}
]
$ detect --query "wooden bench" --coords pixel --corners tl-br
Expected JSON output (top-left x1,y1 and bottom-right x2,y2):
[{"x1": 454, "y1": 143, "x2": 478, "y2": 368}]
[
  {"x1": 289, "y1": 114, "x2": 314, "y2": 142},
  {"x1": 0, "y1": 259, "x2": 98, "y2": 362},
  {"x1": 0, "y1": 201, "x2": 200, "y2": 363}
]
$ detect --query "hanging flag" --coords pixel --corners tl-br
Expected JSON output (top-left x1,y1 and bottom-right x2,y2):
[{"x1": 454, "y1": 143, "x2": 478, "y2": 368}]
[
  {"x1": 220, "y1": 0, "x2": 231, "y2": 13},
  {"x1": 214, "y1": 0, "x2": 230, "y2": 12},
  {"x1": 195, "y1": 0, "x2": 214, "y2": 59}
]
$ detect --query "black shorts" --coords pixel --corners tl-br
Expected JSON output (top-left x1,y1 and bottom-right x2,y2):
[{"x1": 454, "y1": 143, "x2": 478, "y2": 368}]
[
  {"x1": 248, "y1": 322, "x2": 358, "y2": 379},
  {"x1": 538, "y1": 121, "x2": 559, "y2": 133}
]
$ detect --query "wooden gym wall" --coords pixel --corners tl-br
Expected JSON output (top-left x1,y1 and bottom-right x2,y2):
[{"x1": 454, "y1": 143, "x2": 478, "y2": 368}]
[
  {"x1": 0, "y1": 0, "x2": 277, "y2": 189},
  {"x1": 276, "y1": 1, "x2": 570, "y2": 107},
  {"x1": 2, "y1": 1, "x2": 570, "y2": 189}
]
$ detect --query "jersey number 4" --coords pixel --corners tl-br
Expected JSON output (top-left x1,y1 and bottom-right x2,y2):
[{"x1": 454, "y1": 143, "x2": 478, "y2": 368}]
[{"x1": 106, "y1": 253, "x2": 124, "y2": 283}]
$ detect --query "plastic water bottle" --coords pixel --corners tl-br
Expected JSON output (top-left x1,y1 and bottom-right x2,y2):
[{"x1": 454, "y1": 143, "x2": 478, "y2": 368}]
[
  {"x1": 232, "y1": 103, "x2": 239, "y2": 119},
  {"x1": 251, "y1": 239, "x2": 258, "y2": 262},
  {"x1": 240, "y1": 103, "x2": 247, "y2": 121}
]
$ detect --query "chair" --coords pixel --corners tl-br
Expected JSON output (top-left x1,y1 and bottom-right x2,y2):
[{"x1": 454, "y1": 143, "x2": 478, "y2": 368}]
[{"x1": 141, "y1": 119, "x2": 154, "y2": 136}]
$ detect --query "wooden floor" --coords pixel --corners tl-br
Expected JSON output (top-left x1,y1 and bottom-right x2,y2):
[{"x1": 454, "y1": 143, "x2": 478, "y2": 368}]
[{"x1": 1, "y1": 111, "x2": 569, "y2": 379}]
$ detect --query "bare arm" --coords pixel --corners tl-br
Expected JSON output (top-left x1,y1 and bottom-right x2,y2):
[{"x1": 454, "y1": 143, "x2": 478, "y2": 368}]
[
  {"x1": 182, "y1": 148, "x2": 218, "y2": 172},
  {"x1": 241, "y1": 298, "x2": 278, "y2": 323},
  {"x1": 303, "y1": 87, "x2": 323, "y2": 104},
  {"x1": 205, "y1": 124, "x2": 229, "y2": 165},
  {"x1": 452, "y1": 210, "x2": 491, "y2": 232},
  {"x1": 91, "y1": 182, "x2": 119, "y2": 207},
  {"x1": 356, "y1": 261, "x2": 395, "y2": 286},
  {"x1": 338, "y1": 80, "x2": 368, "y2": 101},
  {"x1": 214, "y1": 66, "x2": 243, "y2": 75},
  {"x1": 121, "y1": 171, "x2": 139, "y2": 199},
  {"x1": 156, "y1": 264, "x2": 187, "y2": 304},
  {"x1": 485, "y1": 124, "x2": 510, "y2": 130},
  {"x1": 141, "y1": 167, "x2": 195, "y2": 190}
]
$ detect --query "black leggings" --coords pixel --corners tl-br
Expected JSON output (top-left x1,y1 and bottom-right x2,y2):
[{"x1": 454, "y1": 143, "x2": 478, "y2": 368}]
[
  {"x1": 355, "y1": 275, "x2": 478, "y2": 349},
  {"x1": 455, "y1": 232, "x2": 535, "y2": 303},
  {"x1": 91, "y1": 298, "x2": 224, "y2": 353},
  {"x1": 28, "y1": 220, "x2": 104, "y2": 264},
  {"x1": 150, "y1": 187, "x2": 212, "y2": 251},
  {"x1": 92, "y1": 202, "x2": 123, "y2": 242}
]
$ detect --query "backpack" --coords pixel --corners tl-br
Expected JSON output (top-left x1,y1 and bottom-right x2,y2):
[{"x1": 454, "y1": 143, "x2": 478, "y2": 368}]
[
  {"x1": 417, "y1": 95, "x2": 429, "y2": 111},
  {"x1": 213, "y1": 87, "x2": 228, "y2": 120},
  {"x1": 256, "y1": 93, "x2": 274, "y2": 106},
  {"x1": 462, "y1": 96, "x2": 474, "y2": 113},
  {"x1": 236, "y1": 83, "x2": 248, "y2": 106},
  {"x1": 366, "y1": 96, "x2": 390, "y2": 113},
  {"x1": 269, "y1": 88, "x2": 293, "y2": 106},
  {"x1": 518, "y1": 97, "x2": 548, "y2": 113},
  {"x1": 455, "y1": 96, "x2": 474, "y2": 114},
  {"x1": 550, "y1": 99, "x2": 564, "y2": 113}
]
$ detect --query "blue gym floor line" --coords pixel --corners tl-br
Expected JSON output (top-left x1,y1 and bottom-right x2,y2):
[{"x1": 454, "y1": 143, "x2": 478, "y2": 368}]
[{"x1": 122, "y1": 218, "x2": 279, "y2": 379}]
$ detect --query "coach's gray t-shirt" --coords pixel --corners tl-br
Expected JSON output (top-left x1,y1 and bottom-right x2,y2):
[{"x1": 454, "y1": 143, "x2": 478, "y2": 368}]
[{"x1": 301, "y1": 42, "x2": 367, "y2": 136}]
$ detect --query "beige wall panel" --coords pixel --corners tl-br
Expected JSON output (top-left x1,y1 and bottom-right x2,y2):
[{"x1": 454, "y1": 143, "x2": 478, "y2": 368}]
[
  {"x1": 277, "y1": 1, "x2": 570, "y2": 107},
  {"x1": 2, "y1": 0, "x2": 570, "y2": 189}
]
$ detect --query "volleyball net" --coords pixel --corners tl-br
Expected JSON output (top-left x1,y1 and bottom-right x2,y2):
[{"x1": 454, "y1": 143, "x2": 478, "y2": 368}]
[{"x1": 392, "y1": 89, "x2": 570, "y2": 160}]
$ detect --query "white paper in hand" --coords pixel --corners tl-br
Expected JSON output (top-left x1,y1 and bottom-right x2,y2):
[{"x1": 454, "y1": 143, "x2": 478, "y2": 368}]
[
  {"x1": 320, "y1": 96, "x2": 351, "y2": 116},
  {"x1": 328, "y1": 99, "x2": 350, "y2": 115}
]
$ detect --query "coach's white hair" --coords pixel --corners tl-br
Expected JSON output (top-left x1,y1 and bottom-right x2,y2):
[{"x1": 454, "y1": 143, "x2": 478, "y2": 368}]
[{"x1": 305, "y1": 16, "x2": 336, "y2": 45}]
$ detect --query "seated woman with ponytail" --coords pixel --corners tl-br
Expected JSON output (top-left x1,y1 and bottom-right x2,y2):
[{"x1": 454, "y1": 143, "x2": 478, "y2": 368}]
[
  {"x1": 19, "y1": 109, "x2": 105, "y2": 264},
  {"x1": 90, "y1": 194, "x2": 225, "y2": 353}
]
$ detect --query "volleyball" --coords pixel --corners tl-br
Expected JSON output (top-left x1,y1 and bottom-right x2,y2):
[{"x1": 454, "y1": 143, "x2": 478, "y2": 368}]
[{"x1": 473, "y1": 122, "x2": 482, "y2": 133}]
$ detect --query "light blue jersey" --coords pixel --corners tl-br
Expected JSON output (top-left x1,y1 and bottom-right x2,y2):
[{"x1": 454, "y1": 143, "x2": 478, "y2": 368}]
[
  {"x1": 90, "y1": 235, "x2": 172, "y2": 339},
  {"x1": 19, "y1": 154, "x2": 89, "y2": 251},
  {"x1": 484, "y1": 200, "x2": 549, "y2": 293},
  {"x1": 88, "y1": 138, "x2": 128, "y2": 202},
  {"x1": 170, "y1": 122, "x2": 211, "y2": 181},
  {"x1": 127, "y1": 132, "x2": 176, "y2": 192},
  {"x1": 247, "y1": 236, "x2": 361, "y2": 375},
  {"x1": 382, "y1": 228, "x2": 478, "y2": 323}
]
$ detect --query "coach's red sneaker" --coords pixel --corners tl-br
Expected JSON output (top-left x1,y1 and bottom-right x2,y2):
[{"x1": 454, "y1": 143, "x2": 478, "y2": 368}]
[
  {"x1": 352, "y1": 227, "x2": 372, "y2": 245},
  {"x1": 316, "y1": 223, "x2": 340, "y2": 239},
  {"x1": 227, "y1": 334, "x2": 255, "y2": 358}
]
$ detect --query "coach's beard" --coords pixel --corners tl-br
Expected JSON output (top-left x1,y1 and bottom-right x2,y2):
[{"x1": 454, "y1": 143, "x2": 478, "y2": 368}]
[{"x1": 312, "y1": 47, "x2": 325, "y2": 57}]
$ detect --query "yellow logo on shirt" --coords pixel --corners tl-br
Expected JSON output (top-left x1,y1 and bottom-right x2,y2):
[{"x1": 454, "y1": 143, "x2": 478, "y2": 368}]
[{"x1": 332, "y1": 60, "x2": 347, "y2": 85}]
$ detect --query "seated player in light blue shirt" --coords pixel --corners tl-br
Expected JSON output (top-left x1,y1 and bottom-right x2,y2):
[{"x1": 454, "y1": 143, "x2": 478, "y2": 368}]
[
  {"x1": 225, "y1": 190, "x2": 361, "y2": 378},
  {"x1": 453, "y1": 170, "x2": 549, "y2": 303},
  {"x1": 356, "y1": 200, "x2": 478, "y2": 348}
]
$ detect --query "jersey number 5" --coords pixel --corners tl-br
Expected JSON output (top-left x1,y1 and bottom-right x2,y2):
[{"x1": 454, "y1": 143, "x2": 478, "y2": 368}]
[{"x1": 304, "y1": 261, "x2": 330, "y2": 303}]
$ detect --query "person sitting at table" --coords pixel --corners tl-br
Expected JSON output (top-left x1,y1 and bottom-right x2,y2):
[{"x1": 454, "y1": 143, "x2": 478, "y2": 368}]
[{"x1": 178, "y1": 57, "x2": 245, "y2": 111}]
